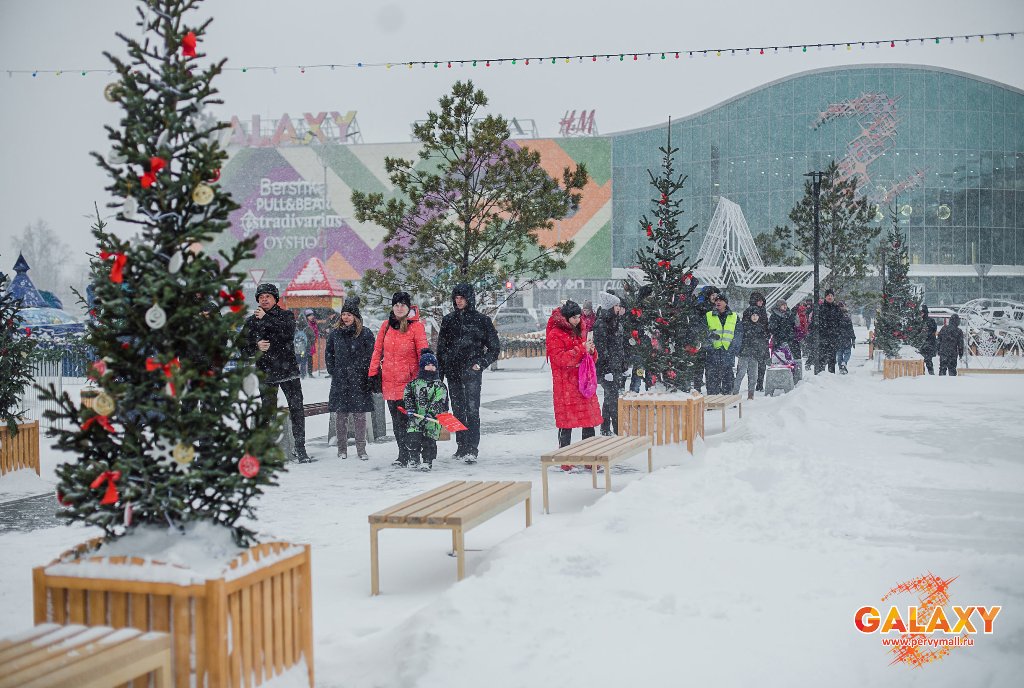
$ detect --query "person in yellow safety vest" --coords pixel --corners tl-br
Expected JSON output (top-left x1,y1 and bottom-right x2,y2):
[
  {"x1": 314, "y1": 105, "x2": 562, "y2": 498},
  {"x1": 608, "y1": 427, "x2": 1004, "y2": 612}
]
[{"x1": 704, "y1": 295, "x2": 743, "y2": 394}]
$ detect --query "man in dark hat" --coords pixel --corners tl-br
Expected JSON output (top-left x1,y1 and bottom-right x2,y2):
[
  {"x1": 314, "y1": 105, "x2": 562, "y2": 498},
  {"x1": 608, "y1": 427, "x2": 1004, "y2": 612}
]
[
  {"x1": 436, "y1": 282, "x2": 501, "y2": 463},
  {"x1": 917, "y1": 304, "x2": 938, "y2": 374},
  {"x1": 816, "y1": 289, "x2": 843, "y2": 374},
  {"x1": 244, "y1": 283, "x2": 314, "y2": 462}
]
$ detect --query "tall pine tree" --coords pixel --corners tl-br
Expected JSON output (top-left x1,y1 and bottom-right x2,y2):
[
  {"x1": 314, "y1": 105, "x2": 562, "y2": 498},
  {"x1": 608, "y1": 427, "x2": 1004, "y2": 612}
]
[
  {"x1": 0, "y1": 259, "x2": 38, "y2": 436},
  {"x1": 874, "y1": 205, "x2": 921, "y2": 358},
  {"x1": 39, "y1": 0, "x2": 283, "y2": 545},
  {"x1": 625, "y1": 123, "x2": 704, "y2": 392}
]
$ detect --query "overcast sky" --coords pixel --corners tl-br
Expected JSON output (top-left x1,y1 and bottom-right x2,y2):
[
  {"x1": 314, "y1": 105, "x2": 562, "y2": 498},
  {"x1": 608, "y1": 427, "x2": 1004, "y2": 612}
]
[{"x1": 1, "y1": 0, "x2": 1022, "y2": 279}]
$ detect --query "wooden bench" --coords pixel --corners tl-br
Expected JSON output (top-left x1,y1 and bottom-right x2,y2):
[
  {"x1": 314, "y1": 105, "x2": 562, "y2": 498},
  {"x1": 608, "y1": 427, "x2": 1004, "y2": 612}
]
[
  {"x1": 0, "y1": 623, "x2": 171, "y2": 688},
  {"x1": 368, "y1": 480, "x2": 532, "y2": 595},
  {"x1": 703, "y1": 394, "x2": 743, "y2": 433},
  {"x1": 540, "y1": 435, "x2": 654, "y2": 514}
]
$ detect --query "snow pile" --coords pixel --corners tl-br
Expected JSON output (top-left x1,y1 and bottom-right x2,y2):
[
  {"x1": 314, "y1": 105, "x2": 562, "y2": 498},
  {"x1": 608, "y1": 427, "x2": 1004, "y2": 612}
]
[{"x1": 46, "y1": 522, "x2": 247, "y2": 584}]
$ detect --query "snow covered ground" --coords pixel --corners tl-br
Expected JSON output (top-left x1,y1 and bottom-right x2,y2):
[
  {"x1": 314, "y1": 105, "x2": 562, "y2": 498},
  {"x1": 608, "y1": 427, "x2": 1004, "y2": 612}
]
[{"x1": 2, "y1": 349, "x2": 1022, "y2": 687}]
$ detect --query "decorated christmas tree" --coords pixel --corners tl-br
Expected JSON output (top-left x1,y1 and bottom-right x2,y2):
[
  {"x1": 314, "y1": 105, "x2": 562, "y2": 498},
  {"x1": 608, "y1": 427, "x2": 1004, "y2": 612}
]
[
  {"x1": 39, "y1": 0, "x2": 283, "y2": 545},
  {"x1": 624, "y1": 123, "x2": 704, "y2": 392},
  {"x1": 0, "y1": 260, "x2": 38, "y2": 436},
  {"x1": 874, "y1": 205, "x2": 921, "y2": 358}
]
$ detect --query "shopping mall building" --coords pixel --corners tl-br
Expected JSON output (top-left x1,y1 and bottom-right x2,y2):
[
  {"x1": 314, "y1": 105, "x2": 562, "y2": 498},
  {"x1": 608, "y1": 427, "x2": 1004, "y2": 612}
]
[{"x1": 217, "y1": 64, "x2": 1023, "y2": 307}]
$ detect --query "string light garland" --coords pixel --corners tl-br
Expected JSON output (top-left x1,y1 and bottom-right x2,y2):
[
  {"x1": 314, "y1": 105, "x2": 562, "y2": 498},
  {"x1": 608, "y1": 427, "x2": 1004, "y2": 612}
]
[{"x1": 4, "y1": 30, "x2": 1018, "y2": 77}]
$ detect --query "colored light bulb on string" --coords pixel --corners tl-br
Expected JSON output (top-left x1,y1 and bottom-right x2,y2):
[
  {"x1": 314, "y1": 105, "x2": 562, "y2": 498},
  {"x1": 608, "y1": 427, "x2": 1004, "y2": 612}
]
[{"x1": 890, "y1": 40, "x2": 895, "y2": 47}]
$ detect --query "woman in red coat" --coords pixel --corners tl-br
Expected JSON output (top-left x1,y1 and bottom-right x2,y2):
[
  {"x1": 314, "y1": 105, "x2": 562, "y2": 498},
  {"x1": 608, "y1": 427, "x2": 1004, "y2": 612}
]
[
  {"x1": 546, "y1": 300, "x2": 602, "y2": 448},
  {"x1": 368, "y1": 291, "x2": 428, "y2": 466}
]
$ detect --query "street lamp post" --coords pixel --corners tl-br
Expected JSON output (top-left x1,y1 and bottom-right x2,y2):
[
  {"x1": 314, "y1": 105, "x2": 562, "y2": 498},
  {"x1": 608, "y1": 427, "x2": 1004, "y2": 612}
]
[{"x1": 804, "y1": 170, "x2": 825, "y2": 375}]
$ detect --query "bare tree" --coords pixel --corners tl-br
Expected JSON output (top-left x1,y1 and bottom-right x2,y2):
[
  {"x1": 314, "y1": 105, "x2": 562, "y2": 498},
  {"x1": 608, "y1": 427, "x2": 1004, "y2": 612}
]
[{"x1": 9, "y1": 219, "x2": 75, "y2": 307}]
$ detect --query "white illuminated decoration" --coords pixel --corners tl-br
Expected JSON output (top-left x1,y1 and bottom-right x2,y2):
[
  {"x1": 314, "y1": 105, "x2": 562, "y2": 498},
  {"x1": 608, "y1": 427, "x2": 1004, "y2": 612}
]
[
  {"x1": 692, "y1": 197, "x2": 827, "y2": 306},
  {"x1": 957, "y1": 299, "x2": 1024, "y2": 369}
]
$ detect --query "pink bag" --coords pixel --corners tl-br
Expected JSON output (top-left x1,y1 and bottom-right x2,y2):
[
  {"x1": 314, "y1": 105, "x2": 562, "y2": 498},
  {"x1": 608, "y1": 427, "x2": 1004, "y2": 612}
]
[{"x1": 578, "y1": 352, "x2": 597, "y2": 398}]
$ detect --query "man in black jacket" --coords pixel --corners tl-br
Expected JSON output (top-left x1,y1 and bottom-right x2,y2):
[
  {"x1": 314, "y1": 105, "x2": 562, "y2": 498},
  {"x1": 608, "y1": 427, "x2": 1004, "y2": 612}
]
[
  {"x1": 244, "y1": 283, "x2": 313, "y2": 463},
  {"x1": 816, "y1": 289, "x2": 844, "y2": 374},
  {"x1": 937, "y1": 314, "x2": 965, "y2": 376},
  {"x1": 592, "y1": 291, "x2": 627, "y2": 435},
  {"x1": 436, "y1": 283, "x2": 501, "y2": 463}
]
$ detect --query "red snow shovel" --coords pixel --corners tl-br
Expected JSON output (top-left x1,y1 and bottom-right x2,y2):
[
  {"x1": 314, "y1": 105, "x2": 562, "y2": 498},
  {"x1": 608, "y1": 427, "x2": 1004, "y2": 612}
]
[{"x1": 396, "y1": 407, "x2": 468, "y2": 432}]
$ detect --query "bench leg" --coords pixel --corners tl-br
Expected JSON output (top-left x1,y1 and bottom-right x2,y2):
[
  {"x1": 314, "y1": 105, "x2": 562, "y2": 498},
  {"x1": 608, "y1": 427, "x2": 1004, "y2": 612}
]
[
  {"x1": 541, "y1": 462, "x2": 550, "y2": 514},
  {"x1": 525, "y1": 497, "x2": 532, "y2": 527},
  {"x1": 604, "y1": 462, "x2": 612, "y2": 493},
  {"x1": 591, "y1": 464, "x2": 598, "y2": 490},
  {"x1": 454, "y1": 527, "x2": 466, "y2": 581},
  {"x1": 154, "y1": 650, "x2": 172, "y2": 688},
  {"x1": 370, "y1": 524, "x2": 381, "y2": 596},
  {"x1": 648, "y1": 447, "x2": 653, "y2": 473},
  {"x1": 722, "y1": 408, "x2": 726, "y2": 433},
  {"x1": 739, "y1": 401, "x2": 743, "y2": 419}
]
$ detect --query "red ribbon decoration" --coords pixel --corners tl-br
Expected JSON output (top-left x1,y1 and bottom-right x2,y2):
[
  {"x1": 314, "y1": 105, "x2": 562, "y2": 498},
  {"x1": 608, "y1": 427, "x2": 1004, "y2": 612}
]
[
  {"x1": 139, "y1": 156, "x2": 167, "y2": 189},
  {"x1": 631, "y1": 308, "x2": 642, "y2": 318},
  {"x1": 657, "y1": 260, "x2": 671, "y2": 268},
  {"x1": 631, "y1": 330, "x2": 639, "y2": 341},
  {"x1": 219, "y1": 289, "x2": 246, "y2": 312},
  {"x1": 145, "y1": 357, "x2": 181, "y2": 396},
  {"x1": 82, "y1": 415, "x2": 116, "y2": 433},
  {"x1": 24, "y1": 326, "x2": 32, "y2": 336},
  {"x1": 90, "y1": 470, "x2": 121, "y2": 505},
  {"x1": 181, "y1": 31, "x2": 197, "y2": 58},
  {"x1": 645, "y1": 224, "x2": 653, "y2": 237},
  {"x1": 99, "y1": 251, "x2": 127, "y2": 283}
]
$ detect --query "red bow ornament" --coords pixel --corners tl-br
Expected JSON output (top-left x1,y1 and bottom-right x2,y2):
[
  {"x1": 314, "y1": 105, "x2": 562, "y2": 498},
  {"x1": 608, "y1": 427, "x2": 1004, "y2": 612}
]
[
  {"x1": 82, "y1": 414, "x2": 116, "y2": 433},
  {"x1": 146, "y1": 357, "x2": 181, "y2": 396},
  {"x1": 90, "y1": 470, "x2": 122, "y2": 506},
  {"x1": 666, "y1": 370, "x2": 677, "y2": 379},
  {"x1": 631, "y1": 329, "x2": 639, "y2": 341},
  {"x1": 657, "y1": 260, "x2": 671, "y2": 269},
  {"x1": 99, "y1": 251, "x2": 127, "y2": 283},
  {"x1": 24, "y1": 326, "x2": 32, "y2": 336},
  {"x1": 631, "y1": 308, "x2": 642, "y2": 318},
  {"x1": 685, "y1": 345, "x2": 699, "y2": 355},
  {"x1": 646, "y1": 224, "x2": 653, "y2": 238},
  {"x1": 656, "y1": 317, "x2": 669, "y2": 326},
  {"x1": 219, "y1": 289, "x2": 246, "y2": 312},
  {"x1": 659, "y1": 193, "x2": 667, "y2": 205},
  {"x1": 181, "y1": 31, "x2": 197, "y2": 58},
  {"x1": 140, "y1": 156, "x2": 167, "y2": 189}
]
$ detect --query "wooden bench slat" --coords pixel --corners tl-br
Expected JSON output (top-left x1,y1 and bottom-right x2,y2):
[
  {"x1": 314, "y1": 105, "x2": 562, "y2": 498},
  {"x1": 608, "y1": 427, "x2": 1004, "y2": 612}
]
[
  {"x1": 368, "y1": 481, "x2": 467, "y2": 522},
  {"x1": 12, "y1": 631, "x2": 170, "y2": 688},
  {"x1": 0, "y1": 624, "x2": 59, "y2": 652},
  {"x1": 541, "y1": 435, "x2": 621, "y2": 460},
  {"x1": 445, "y1": 483, "x2": 533, "y2": 529},
  {"x1": 542, "y1": 436, "x2": 650, "y2": 462},
  {"x1": 422, "y1": 481, "x2": 518, "y2": 524},
  {"x1": 0, "y1": 624, "x2": 93, "y2": 665},
  {"x1": 0, "y1": 626, "x2": 131, "y2": 688},
  {"x1": 383, "y1": 482, "x2": 486, "y2": 523},
  {"x1": 402, "y1": 481, "x2": 509, "y2": 524}
]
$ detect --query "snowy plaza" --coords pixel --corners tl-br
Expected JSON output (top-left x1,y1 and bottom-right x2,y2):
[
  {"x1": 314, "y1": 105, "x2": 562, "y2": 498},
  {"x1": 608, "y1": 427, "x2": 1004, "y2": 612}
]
[{"x1": 2, "y1": 1, "x2": 1024, "y2": 686}]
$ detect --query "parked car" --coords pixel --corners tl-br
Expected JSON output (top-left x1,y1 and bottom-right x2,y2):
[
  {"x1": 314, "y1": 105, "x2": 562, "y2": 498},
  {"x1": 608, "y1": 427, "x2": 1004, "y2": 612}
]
[{"x1": 493, "y1": 311, "x2": 541, "y2": 335}]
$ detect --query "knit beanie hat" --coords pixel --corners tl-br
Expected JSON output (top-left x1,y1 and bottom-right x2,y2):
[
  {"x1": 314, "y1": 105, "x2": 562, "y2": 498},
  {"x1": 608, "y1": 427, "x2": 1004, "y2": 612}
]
[
  {"x1": 341, "y1": 295, "x2": 361, "y2": 319},
  {"x1": 392, "y1": 291, "x2": 412, "y2": 308},
  {"x1": 560, "y1": 300, "x2": 582, "y2": 319},
  {"x1": 596, "y1": 291, "x2": 621, "y2": 311},
  {"x1": 419, "y1": 348, "x2": 438, "y2": 369},
  {"x1": 255, "y1": 283, "x2": 279, "y2": 302}
]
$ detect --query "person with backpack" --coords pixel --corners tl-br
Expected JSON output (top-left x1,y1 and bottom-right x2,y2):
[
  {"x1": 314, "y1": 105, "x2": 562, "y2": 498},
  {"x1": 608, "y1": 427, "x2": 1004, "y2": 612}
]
[
  {"x1": 546, "y1": 300, "x2": 602, "y2": 449},
  {"x1": 937, "y1": 314, "x2": 966, "y2": 376},
  {"x1": 368, "y1": 291, "x2": 429, "y2": 467},
  {"x1": 401, "y1": 349, "x2": 449, "y2": 471}
]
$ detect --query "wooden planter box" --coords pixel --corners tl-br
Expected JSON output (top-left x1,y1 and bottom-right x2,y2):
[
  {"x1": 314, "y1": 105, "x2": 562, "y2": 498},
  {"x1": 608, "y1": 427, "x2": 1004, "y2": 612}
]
[
  {"x1": 0, "y1": 420, "x2": 40, "y2": 476},
  {"x1": 883, "y1": 359, "x2": 926, "y2": 380},
  {"x1": 32, "y1": 540, "x2": 314, "y2": 688},
  {"x1": 617, "y1": 394, "x2": 705, "y2": 453}
]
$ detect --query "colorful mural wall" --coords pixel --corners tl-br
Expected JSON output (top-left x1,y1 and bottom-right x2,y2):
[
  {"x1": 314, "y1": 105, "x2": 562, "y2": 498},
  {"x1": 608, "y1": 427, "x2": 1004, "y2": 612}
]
[{"x1": 214, "y1": 137, "x2": 613, "y2": 288}]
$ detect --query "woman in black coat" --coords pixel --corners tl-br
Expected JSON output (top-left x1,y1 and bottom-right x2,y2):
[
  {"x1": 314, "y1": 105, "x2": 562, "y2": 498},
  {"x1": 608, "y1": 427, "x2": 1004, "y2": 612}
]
[{"x1": 325, "y1": 297, "x2": 375, "y2": 459}]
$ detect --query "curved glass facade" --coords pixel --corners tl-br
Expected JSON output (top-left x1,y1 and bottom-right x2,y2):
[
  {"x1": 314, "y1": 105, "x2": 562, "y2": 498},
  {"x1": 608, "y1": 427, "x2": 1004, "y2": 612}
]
[{"x1": 610, "y1": 65, "x2": 1024, "y2": 304}]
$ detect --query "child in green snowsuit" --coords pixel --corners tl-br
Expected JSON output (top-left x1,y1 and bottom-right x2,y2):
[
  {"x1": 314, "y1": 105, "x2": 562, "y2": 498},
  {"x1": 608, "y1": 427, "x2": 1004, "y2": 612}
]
[{"x1": 402, "y1": 349, "x2": 449, "y2": 471}]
